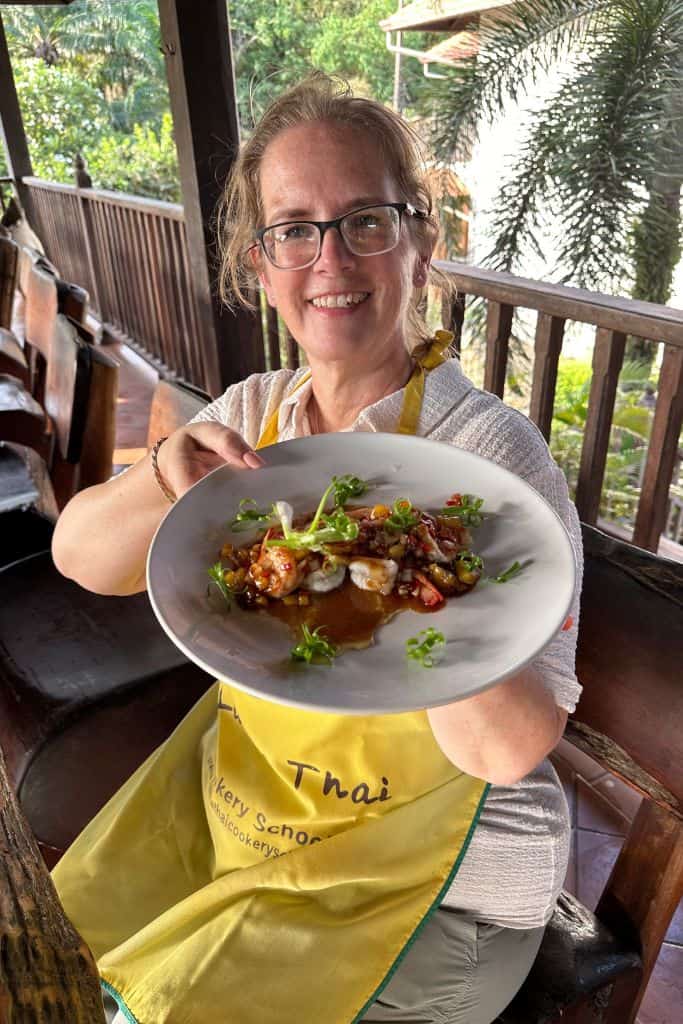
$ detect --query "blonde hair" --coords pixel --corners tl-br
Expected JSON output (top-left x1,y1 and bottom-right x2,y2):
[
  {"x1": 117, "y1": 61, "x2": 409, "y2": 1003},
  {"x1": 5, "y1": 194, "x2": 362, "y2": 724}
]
[{"x1": 217, "y1": 72, "x2": 451, "y2": 348}]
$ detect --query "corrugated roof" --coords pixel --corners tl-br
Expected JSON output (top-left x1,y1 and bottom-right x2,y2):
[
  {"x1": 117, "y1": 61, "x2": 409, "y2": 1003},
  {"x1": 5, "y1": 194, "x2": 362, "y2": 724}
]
[{"x1": 380, "y1": 0, "x2": 515, "y2": 33}]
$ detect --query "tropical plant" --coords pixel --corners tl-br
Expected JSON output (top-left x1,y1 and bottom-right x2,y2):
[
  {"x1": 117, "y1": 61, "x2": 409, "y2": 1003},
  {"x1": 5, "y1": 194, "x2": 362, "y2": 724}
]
[
  {"x1": 550, "y1": 358, "x2": 655, "y2": 525},
  {"x1": 425, "y1": 0, "x2": 683, "y2": 364}
]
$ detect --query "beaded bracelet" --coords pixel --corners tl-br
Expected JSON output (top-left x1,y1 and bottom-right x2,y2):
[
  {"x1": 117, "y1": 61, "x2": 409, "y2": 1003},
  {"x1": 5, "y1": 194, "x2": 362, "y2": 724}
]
[{"x1": 151, "y1": 436, "x2": 177, "y2": 503}]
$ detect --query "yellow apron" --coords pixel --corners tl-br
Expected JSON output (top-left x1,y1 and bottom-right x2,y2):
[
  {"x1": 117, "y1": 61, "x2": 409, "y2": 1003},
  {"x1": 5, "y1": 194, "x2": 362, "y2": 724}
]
[{"x1": 53, "y1": 331, "x2": 490, "y2": 1024}]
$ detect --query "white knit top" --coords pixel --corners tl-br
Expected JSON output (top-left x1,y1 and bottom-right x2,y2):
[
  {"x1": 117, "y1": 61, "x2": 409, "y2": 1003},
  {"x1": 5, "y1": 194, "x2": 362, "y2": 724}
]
[{"x1": 191, "y1": 357, "x2": 583, "y2": 928}]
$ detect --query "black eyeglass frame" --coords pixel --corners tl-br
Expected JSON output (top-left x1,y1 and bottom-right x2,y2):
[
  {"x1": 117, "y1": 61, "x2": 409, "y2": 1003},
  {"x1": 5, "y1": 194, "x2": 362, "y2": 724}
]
[{"x1": 254, "y1": 202, "x2": 429, "y2": 269}]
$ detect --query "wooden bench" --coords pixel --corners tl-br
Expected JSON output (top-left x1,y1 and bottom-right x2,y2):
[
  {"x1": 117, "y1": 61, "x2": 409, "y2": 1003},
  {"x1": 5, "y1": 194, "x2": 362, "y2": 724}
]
[{"x1": 0, "y1": 505, "x2": 679, "y2": 1015}]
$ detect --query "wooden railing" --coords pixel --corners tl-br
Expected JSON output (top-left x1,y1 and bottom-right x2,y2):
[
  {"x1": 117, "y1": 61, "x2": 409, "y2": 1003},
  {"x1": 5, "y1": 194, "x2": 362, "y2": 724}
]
[
  {"x1": 435, "y1": 261, "x2": 683, "y2": 552},
  {"x1": 24, "y1": 177, "x2": 302, "y2": 391},
  {"x1": 20, "y1": 178, "x2": 683, "y2": 553}
]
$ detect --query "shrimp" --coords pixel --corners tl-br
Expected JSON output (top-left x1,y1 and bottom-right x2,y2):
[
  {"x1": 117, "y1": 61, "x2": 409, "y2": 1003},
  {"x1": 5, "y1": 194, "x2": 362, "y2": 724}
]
[
  {"x1": 348, "y1": 557, "x2": 399, "y2": 596},
  {"x1": 248, "y1": 545, "x2": 307, "y2": 598}
]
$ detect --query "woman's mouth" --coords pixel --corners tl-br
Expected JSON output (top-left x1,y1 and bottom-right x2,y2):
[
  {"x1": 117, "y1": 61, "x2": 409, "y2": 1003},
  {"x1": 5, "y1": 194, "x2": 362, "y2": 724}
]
[{"x1": 309, "y1": 291, "x2": 370, "y2": 309}]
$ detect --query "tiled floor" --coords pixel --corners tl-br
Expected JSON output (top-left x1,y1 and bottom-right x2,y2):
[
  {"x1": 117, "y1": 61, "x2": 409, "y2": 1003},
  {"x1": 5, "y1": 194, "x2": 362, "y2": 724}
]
[{"x1": 110, "y1": 341, "x2": 682, "y2": 1024}]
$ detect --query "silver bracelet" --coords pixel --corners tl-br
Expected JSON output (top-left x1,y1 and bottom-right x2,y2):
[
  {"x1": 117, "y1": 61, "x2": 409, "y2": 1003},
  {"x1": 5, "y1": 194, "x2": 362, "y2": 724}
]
[{"x1": 151, "y1": 436, "x2": 177, "y2": 503}]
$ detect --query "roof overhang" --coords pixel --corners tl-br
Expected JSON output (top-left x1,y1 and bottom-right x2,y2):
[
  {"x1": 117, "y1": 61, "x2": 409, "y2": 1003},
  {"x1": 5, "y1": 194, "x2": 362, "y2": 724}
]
[{"x1": 380, "y1": 0, "x2": 515, "y2": 33}]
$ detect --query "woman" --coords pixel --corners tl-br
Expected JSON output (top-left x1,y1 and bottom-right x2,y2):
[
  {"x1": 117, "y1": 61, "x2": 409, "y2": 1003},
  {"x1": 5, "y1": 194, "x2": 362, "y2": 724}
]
[{"x1": 52, "y1": 73, "x2": 582, "y2": 1024}]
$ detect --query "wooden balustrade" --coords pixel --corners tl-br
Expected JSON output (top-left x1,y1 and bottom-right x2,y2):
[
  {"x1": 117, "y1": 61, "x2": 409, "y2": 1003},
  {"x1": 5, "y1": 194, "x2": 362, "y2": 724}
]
[
  {"x1": 23, "y1": 178, "x2": 299, "y2": 394},
  {"x1": 17, "y1": 179, "x2": 683, "y2": 552},
  {"x1": 435, "y1": 260, "x2": 683, "y2": 552}
]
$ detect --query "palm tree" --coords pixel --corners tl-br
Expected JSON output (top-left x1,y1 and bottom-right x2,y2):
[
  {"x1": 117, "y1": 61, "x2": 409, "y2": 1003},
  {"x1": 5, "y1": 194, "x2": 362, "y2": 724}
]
[{"x1": 426, "y1": 0, "x2": 683, "y2": 364}]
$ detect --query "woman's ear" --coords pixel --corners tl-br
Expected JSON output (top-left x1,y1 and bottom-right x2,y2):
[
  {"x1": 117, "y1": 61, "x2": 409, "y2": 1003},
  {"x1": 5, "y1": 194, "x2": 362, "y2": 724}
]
[
  {"x1": 249, "y1": 246, "x2": 277, "y2": 307},
  {"x1": 412, "y1": 255, "x2": 430, "y2": 289}
]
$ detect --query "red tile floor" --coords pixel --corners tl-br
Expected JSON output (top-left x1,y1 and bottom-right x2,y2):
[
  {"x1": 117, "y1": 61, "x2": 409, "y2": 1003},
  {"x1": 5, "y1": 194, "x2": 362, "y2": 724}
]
[{"x1": 110, "y1": 341, "x2": 682, "y2": 1024}]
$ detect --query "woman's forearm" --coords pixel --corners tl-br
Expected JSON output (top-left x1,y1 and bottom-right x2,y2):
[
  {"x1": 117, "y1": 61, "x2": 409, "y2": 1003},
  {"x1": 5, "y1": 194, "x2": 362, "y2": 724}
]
[
  {"x1": 427, "y1": 668, "x2": 567, "y2": 785},
  {"x1": 52, "y1": 453, "x2": 170, "y2": 596}
]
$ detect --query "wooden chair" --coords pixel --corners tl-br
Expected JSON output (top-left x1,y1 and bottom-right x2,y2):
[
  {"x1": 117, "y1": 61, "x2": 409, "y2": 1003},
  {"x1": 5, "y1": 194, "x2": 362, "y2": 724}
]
[
  {"x1": 1, "y1": 519, "x2": 677, "y2": 1018},
  {"x1": 146, "y1": 377, "x2": 212, "y2": 449},
  {"x1": 497, "y1": 525, "x2": 682, "y2": 1023},
  {"x1": 0, "y1": 315, "x2": 119, "y2": 509},
  {"x1": 0, "y1": 234, "x2": 18, "y2": 329},
  {"x1": 0, "y1": 236, "x2": 30, "y2": 387}
]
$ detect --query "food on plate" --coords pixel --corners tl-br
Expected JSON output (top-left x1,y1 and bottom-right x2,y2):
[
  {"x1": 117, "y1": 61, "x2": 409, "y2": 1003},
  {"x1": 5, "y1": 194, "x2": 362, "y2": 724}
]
[{"x1": 208, "y1": 477, "x2": 487, "y2": 661}]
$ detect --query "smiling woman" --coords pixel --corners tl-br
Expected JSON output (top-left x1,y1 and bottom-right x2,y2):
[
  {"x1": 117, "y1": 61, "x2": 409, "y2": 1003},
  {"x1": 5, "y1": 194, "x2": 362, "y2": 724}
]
[{"x1": 50, "y1": 72, "x2": 583, "y2": 1024}]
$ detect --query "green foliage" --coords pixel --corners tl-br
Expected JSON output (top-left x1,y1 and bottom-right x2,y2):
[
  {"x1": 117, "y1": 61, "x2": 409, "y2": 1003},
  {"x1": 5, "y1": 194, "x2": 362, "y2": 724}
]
[
  {"x1": 230, "y1": 0, "x2": 430, "y2": 128},
  {"x1": 550, "y1": 357, "x2": 656, "y2": 526},
  {"x1": 7, "y1": 57, "x2": 111, "y2": 182},
  {"x1": 424, "y1": 0, "x2": 683, "y2": 306},
  {"x1": 86, "y1": 115, "x2": 181, "y2": 202}
]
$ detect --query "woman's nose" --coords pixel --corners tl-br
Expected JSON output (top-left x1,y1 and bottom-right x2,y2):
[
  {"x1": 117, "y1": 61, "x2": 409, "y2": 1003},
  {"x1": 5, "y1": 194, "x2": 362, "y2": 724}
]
[{"x1": 315, "y1": 225, "x2": 355, "y2": 271}]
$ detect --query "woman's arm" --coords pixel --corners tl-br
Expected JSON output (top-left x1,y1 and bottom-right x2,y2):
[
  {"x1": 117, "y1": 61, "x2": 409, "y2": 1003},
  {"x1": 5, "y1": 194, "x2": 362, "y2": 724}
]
[
  {"x1": 51, "y1": 422, "x2": 263, "y2": 596},
  {"x1": 427, "y1": 668, "x2": 567, "y2": 785}
]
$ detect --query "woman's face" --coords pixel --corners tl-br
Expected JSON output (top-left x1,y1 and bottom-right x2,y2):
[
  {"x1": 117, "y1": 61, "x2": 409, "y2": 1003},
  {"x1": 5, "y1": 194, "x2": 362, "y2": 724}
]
[{"x1": 254, "y1": 120, "x2": 431, "y2": 368}]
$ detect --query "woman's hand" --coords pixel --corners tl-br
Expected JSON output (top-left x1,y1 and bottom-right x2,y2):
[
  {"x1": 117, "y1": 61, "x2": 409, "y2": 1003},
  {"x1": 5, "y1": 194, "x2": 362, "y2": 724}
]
[{"x1": 156, "y1": 423, "x2": 264, "y2": 498}]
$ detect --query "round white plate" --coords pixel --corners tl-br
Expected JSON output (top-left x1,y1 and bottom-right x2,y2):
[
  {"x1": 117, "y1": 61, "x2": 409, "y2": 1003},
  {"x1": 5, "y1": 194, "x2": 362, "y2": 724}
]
[{"x1": 147, "y1": 433, "x2": 576, "y2": 714}]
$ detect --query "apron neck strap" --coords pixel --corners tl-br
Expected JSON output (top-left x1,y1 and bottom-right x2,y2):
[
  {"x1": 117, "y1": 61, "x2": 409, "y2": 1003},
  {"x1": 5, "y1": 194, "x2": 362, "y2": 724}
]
[{"x1": 256, "y1": 330, "x2": 454, "y2": 449}]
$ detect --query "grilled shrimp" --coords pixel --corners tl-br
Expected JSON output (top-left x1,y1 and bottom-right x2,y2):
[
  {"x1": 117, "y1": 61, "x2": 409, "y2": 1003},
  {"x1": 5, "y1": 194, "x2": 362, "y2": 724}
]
[{"x1": 249, "y1": 545, "x2": 306, "y2": 598}]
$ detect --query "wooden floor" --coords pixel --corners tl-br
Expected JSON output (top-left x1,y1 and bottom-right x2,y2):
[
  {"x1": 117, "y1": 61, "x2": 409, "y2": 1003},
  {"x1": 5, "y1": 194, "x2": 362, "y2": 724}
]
[{"x1": 111, "y1": 340, "x2": 682, "y2": 1024}]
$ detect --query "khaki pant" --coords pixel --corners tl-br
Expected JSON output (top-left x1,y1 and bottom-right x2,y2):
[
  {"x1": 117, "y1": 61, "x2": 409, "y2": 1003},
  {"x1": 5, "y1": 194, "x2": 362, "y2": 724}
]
[
  {"x1": 103, "y1": 908, "x2": 544, "y2": 1024},
  {"x1": 361, "y1": 907, "x2": 545, "y2": 1024}
]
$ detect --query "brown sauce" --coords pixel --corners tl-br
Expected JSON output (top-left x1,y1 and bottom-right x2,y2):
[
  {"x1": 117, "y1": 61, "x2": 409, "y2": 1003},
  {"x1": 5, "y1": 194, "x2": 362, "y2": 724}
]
[{"x1": 263, "y1": 577, "x2": 437, "y2": 650}]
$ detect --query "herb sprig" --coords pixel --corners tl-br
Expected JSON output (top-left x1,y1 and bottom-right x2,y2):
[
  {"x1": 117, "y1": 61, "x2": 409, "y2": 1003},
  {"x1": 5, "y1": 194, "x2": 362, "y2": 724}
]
[
  {"x1": 385, "y1": 498, "x2": 420, "y2": 533},
  {"x1": 208, "y1": 563, "x2": 234, "y2": 607},
  {"x1": 266, "y1": 481, "x2": 360, "y2": 552},
  {"x1": 332, "y1": 474, "x2": 368, "y2": 507},
  {"x1": 230, "y1": 498, "x2": 275, "y2": 531},
  {"x1": 406, "y1": 627, "x2": 446, "y2": 668},
  {"x1": 290, "y1": 625, "x2": 337, "y2": 665},
  {"x1": 438, "y1": 494, "x2": 484, "y2": 528},
  {"x1": 492, "y1": 561, "x2": 523, "y2": 583}
]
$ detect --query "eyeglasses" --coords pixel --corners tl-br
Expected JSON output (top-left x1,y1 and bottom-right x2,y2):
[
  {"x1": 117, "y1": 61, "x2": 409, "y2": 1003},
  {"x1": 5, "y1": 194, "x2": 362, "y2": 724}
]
[{"x1": 254, "y1": 202, "x2": 428, "y2": 270}]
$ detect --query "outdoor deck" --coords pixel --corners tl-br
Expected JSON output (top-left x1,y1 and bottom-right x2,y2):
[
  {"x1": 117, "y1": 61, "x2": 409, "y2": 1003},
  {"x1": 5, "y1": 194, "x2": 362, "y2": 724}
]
[{"x1": 111, "y1": 339, "x2": 683, "y2": 1024}]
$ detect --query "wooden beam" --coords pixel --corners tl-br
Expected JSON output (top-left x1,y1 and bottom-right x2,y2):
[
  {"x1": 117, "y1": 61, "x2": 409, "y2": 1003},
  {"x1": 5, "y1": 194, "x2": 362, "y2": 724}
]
[
  {"x1": 0, "y1": 746, "x2": 106, "y2": 1022},
  {"x1": 0, "y1": 11, "x2": 33, "y2": 212},
  {"x1": 157, "y1": 0, "x2": 262, "y2": 395}
]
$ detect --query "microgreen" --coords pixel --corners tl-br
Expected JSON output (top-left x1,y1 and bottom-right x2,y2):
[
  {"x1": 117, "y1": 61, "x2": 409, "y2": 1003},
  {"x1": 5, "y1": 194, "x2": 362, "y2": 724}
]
[
  {"x1": 266, "y1": 481, "x2": 359, "y2": 552},
  {"x1": 438, "y1": 494, "x2": 484, "y2": 528},
  {"x1": 406, "y1": 627, "x2": 446, "y2": 668},
  {"x1": 385, "y1": 498, "x2": 420, "y2": 533},
  {"x1": 332, "y1": 474, "x2": 369, "y2": 507},
  {"x1": 230, "y1": 498, "x2": 275, "y2": 531},
  {"x1": 492, "y1": 561, "x2": 523, "y2": 583},
  {"x1": 290, "y1": 624, "x2": 337, "y2": 665},
  {"x1": 208, "y1": 563, "x2": 233, "y2": 607},
  {"x1": 456, "y1": 550, "x2": 484, "y2": 572}
]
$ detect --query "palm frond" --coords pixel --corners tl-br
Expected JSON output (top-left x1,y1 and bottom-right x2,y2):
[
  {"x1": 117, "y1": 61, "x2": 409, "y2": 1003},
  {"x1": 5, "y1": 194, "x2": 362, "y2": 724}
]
[{"x1": 427, "y1": 0, "x2": 615, "y2": 161}]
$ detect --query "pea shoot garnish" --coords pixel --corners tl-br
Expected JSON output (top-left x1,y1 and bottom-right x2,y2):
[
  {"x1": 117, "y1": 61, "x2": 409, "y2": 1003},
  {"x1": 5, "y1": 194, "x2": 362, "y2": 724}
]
[
  {"x1": 208, "y1": 563, "x2": 234, "y2": 607},
  {"x1": 266, "y1": 481, "x2": 360, "y2": 552},
  {"x1": 332, "y1": 474, "x2": 369, "y2": 507},
  {"x1": 456, "y1": 550, "x2": 484, "y2": 572},
  {"x1": 438, "y1": 494, "x2": 484, "y2": 528},
  {"x1": 385, "y1": 498, "x2": 420, "y2": 532},
  {"x1": 493, "y1": 561, "x2": 523, "y2": 583},
  {"x1": 406, "y1": 627, "x2": 446, "y2": 668},
  {"x1": 290, "y1": 625, "x2": 337, "y2": 665},
  {"x1": 231, "y1": 498, "x2": 275, "y2": 531}
]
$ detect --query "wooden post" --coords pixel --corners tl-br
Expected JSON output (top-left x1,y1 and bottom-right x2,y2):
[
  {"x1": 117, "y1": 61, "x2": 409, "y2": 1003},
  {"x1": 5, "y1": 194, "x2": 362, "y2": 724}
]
[
  {"x1": 157, "y1": 0, "x2": 259, "y2": 395},
  {"x1": 0, "y1": 12, "x2": 34, "y2": 218},
  {"x1": 575, "y1": 328, "x2": 626, "y2": 524},
  {"x1": 0, "y1": 747, "x2": 106, "y2": 1022},
  {"x1": 529, "y1": 313, "x2": 565, "y2": 441},
  {"x1": 633, "y1": 344, "x2": 683, "y2": 550},
  {"x1": 484, "y1": 301, "x2": 513, "y2": 397}
]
